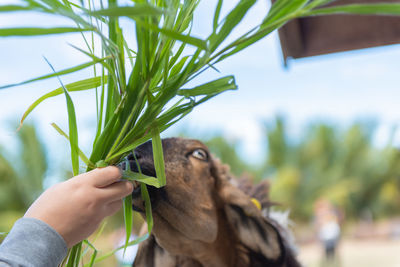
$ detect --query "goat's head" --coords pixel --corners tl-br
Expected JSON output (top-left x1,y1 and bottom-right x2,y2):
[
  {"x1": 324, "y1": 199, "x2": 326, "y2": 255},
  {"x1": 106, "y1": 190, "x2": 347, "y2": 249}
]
[{"x1": 128, "y1": 137, "x2": 299, "y2": 267}]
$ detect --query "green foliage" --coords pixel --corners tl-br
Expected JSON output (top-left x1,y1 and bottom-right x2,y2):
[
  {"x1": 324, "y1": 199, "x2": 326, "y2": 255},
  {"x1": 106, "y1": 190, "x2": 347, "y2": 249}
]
[
  {"x1": 0, "y1": 124, "x2": 48, "y2": 232},
  {"x1": 0, "y1": 154, "x2": 24, "y2": 212},
  {"x1": 16, "y1": 124, "x2": 48, "y2": 206},
  {"x1": 204, "y1": 136, "x2": 253, "y2": 177},
  {"x1": 265, "y1": 116, "x2": 288, "y2": 169},
  {"x1": 196, "y1": 117, "x2": 400, "y2": 222},
  {"x1": 267, "y1": 118, "x2": 400, "y2": 220}
]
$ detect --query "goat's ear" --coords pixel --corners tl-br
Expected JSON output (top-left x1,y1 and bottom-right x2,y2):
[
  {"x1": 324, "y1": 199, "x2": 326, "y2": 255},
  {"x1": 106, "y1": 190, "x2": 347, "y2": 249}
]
[
  {"x1": 211, "y1": 158, "x2": 286, "y2": 264},
  {"x1": 210, "y1": 157, "x2": 262, "y2": 217}
]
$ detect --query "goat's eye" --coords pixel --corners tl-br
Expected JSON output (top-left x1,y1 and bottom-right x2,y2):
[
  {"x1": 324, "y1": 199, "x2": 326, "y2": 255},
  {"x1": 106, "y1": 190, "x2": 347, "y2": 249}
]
[{"x1": 191, "y1": 149, "x2": 208, "y2": 161}]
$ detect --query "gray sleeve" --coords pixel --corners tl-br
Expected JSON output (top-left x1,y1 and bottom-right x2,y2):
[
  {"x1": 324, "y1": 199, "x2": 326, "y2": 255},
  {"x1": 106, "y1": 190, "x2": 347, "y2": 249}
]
[{"x1": 0, "y1": 218, "x2": 68, "y2": 267}]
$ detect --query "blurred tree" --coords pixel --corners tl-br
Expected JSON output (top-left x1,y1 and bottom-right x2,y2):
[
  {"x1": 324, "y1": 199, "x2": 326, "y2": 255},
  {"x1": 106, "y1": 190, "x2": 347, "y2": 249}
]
[
  {"x1": 204, "y1": 136, "x2": 253, "y2": 177},
  {"x1": 266, "y1": 118, "x2": 400, "y2": 221},
  {"x1": 0, "y1": 123, "x2": 48, "y2": 234},
  {"x1": 265, "y1": 116, "x2": 288, "y2": 170},
  {"x1": 0, "y1": 152, "x2": 24, "y2": 212},
  {"x1": 179, "y1": 117, "x2": 400, "y2": 221},
  {"x1": 15, "y1": 124, "x2": 48, "y2": 206}
]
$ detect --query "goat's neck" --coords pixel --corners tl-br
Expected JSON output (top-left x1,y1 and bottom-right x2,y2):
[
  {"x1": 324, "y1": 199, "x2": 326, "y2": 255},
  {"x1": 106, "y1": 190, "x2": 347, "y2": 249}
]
[{"x1": 192, "y1": 208, "x2": 240, "y2": 267}]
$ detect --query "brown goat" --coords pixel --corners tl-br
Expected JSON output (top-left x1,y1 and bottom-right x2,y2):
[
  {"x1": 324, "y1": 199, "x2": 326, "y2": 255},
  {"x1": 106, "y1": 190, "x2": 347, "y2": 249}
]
[{"x1": 127, "y1": 138, "x2": 301, "y2": 267}]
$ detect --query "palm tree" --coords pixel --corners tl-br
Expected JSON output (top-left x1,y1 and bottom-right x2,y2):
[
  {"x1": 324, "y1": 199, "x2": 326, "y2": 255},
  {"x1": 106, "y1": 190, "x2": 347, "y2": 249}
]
[
  {"x1": 15, "y1": 124, "x2": 48, "y2": 207},
  {"x1": 0, "y1": 123, "x2": 48, "y2": 234}
]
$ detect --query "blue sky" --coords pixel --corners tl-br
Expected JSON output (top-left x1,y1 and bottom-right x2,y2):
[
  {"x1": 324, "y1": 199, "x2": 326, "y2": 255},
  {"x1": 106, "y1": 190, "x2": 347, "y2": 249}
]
[{"x1": 1, "y1": 0, "x2": 400, "y2": 173}]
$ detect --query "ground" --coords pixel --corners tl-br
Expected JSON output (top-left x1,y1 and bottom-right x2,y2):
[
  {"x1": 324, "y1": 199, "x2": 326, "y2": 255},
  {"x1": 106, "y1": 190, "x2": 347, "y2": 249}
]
[{"x1": 298, "y1": 238, "x2": 400, "y2": 267}]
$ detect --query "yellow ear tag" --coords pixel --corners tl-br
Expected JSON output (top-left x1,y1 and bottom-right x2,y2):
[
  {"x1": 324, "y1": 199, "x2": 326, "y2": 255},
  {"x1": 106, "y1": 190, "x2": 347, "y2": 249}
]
[{"x1": 251, "y1": 198, "x2": 262, "y2": 210}]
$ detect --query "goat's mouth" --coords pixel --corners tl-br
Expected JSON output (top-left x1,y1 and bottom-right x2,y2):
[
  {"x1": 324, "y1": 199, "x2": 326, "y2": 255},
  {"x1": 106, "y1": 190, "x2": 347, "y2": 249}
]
[
  {"x1": 131, "y1": 181, "x2": 141, "y2": 196},
  {"x1": 131, "y1": 181, "x2": 142, "y2": 212},
  {"x1": 120, "y1": 156, "x2": 161, "y2": 212}
]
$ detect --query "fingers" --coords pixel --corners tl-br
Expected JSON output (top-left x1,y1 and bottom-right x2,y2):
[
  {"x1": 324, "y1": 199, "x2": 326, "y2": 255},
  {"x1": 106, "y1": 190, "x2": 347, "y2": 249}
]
[
  {"x1": 98, "y1": 180, "x2": 133, "y2": 203},
  {"x1": 86, "y1": 166, "x2": 123, "y2": 187}
]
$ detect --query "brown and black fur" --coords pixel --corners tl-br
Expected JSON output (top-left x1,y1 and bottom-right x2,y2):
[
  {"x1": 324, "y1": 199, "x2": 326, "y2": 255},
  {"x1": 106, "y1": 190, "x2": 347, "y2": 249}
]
[{"x1": 126, "y1": 137, "x2": 301, "y2": 267}]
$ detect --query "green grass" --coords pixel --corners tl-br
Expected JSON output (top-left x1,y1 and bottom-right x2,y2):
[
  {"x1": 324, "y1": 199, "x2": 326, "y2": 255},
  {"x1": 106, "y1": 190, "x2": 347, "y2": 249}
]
[{"x1": 2, "y1": 0, "x2": 400, "y2": 265}]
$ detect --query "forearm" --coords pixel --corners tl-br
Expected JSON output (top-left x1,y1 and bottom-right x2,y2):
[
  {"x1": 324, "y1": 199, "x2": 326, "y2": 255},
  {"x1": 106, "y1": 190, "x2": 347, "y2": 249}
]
[{"x1": 0, "y1": 218, "x2": 67, "y2": 267}]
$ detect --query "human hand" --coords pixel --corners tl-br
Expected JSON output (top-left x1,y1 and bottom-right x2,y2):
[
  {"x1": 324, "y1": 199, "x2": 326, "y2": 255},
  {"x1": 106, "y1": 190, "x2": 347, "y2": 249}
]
[{"x1": 24, "y1": 166, "x2": 133, "y2": 248}]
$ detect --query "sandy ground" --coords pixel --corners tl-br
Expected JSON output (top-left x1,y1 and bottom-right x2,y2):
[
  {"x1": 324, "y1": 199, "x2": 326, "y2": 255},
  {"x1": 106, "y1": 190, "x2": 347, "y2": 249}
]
[{"x1": 298, "y1": 238, "x2": 400, "y2": 267}]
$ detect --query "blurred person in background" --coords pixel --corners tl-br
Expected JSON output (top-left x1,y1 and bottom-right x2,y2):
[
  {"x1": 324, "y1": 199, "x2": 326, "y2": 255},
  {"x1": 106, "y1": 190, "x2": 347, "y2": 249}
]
[{"x1": 314, "y1": 198, "x2": 343, "y2": 267}]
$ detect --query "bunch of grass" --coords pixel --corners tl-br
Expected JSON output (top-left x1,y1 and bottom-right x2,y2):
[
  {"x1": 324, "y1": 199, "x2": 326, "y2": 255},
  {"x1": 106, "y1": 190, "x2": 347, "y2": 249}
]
[{"x1": 1, "y1": 0, "x2": 400, "y2": 265}]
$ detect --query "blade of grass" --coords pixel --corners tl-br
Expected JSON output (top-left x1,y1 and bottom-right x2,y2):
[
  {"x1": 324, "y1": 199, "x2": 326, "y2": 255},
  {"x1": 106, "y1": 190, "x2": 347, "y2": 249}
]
[
  {"x1": 305, "y1": 0, "x2": 334, "y2": 11},
  {"x1": 89, "y1": 4, "x2": 164, "y2": 17},
  {"x1": 209, "y1": 0, "x2": 257, "y2": 52},
  {"x1": 169, "y1": 55, "x2": 189, "y2": 78},
  {"x1": 50, "y1": 123, "x2": 93, "y2": 168},
  {"x1": 122, "y1": 170, "x2": 161, "y2": 188},
  {"x1": 156, "y1": 98, "x2": 193, "y2": 124},
  {"x1": 213, "y1": 0, "x2": 223, "y2": 33},
  {"x1": 89, "y1": 112, "x2": 122, "y2": 169},
  {"x1": 133, "y1": 152, "x2": 153, "y2": 238},
  {"x1": 136, "y1": 20, "x2": 208, "y2": 50},
  {"x1": 121, "y1": 156, "x2": 133, "y2": 257},
  {"x1": 0, "y1": 59, "x2": 107, "y2": 90},
  {"x1": 155, "y1": 93, "x2": 226, "y2": 136},
  {"x1": 67, "y1": 44, "x2": 116, "y2": 78},
  {"x1": 122, "y1": 193, "x2": 133, "y2": 256},
  {"x1": 20, "y1": 76, "x2": 107, "y2": 128},
  {"x1": 37, "y1": 0, "x2": 94, "y2": 28},
  {"x1": 87, "y1": 233, "x2": 149, "y2": 265},
  {"x1": 151, "y1": 127, "x2": 166, "y2": 187},
  {"x1": 35, "y1": 0, "x2": 64, "y2": 10},
  {"x1": 75, "y1": 242, "x2": 82, "y2": 266},
  {"x1": 212, "y1": 0, "x2": 307, "y2": 64},
  {"x1": 303, "y1": 3, "x2": 400, "y2": 16},
  {"x1": 82, "y1": 240, "x2": 98, "y2": 267},
  {"x1": 66, "y1": 242, "x2": 82, "y2": 267},
  {"x1": 63, "y1": 93, "x2": 80, "y2": 175},
  {"x1": 213, "y1": 20, "x2": 284, "y2": 64},
  {"x1": 104, "y1": 0, "x2": 120, "y2": 127},
  {"x1": 167, "y1": 41, "x2": 187, "y2": 71},
  {"x1": 44, "y1": 58, "x2": 80, "y2": 176},
  {"x1": 0, "y1": 27, "x2": 94, "y2": 36},
  {"x1": 115, "y1": 24, "x2": 127, "y2": 93},
  {"x1": 141, "y1": 183, "x2": 153, "y2": 233},
  {"x1": 60, "y1": 248, "x2": 70, "y2": 267},
  {"x1": 94, "y1": 67, "x2": 107, "y2": 144},
  {"x1": 177, "y1": 75, "x2": 237, "y2": 97},
  {"x1": 105, "y1": 82, "x2": 149, "y2": 158},
  {"x1": 263, "y1": 0, "x2": 308, "y2": 25},
  {"x1": 0, "y1": 5, "x2": 33, "y2": 12},
  {"x1": 105, "y1": 132, "x2": 152, "y2": 164},
  {"x1": 121, "y1": 152, "x2": 155, "y2": 257},
  {"x1": 92, "y1": 220, "x2": 108, "y2": 244},
  {"x1": 266, "y1": 0, "x2": 294, "y2": 20}
]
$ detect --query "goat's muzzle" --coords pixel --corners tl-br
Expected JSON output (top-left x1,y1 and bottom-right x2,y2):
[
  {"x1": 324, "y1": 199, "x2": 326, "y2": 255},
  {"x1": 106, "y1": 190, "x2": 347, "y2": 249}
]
[{"x1": 121, "y1": 146, "x2": 163, "y2": 212}]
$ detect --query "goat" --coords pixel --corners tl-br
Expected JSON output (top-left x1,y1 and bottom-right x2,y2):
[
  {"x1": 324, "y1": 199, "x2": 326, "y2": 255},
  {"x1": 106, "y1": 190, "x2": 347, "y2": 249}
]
[{"x1": 127, "y1": 137, "x2": 301, "y2": 267}]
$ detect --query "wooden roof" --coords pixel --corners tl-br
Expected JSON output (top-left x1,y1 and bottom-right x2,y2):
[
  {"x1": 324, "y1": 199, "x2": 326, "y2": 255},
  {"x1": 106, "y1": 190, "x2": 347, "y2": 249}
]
[{"x1": 277, "y1": 0, "x2": 400, "y2": 64}]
